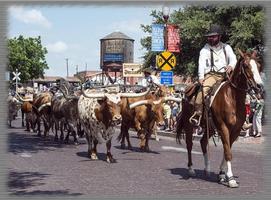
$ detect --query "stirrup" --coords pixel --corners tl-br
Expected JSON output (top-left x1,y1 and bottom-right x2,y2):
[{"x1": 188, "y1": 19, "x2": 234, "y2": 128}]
[{"x1": 189, "y1": 112, "x2": 202, "y2": 126}]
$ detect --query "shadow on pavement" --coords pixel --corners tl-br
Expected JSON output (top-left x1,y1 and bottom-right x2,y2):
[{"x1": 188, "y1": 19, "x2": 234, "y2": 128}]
[
  {"x1": 169, "y1": 168, "x2": 219, "y2": 183},
  {"x1": 8, "y1": 171, "x2": 82, "y2": 196},
  {"x1": 8, "y1": 131, "x2": 77, "y2": 155}
]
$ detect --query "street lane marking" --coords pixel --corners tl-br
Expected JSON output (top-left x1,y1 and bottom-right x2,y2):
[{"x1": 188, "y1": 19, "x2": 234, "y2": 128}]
[
  {"x1": 19, "y1": 153, "x2": 32, "y2": 158},
  {"x1": 161, "y1": 146, "x2": 202, "y2": 155}
]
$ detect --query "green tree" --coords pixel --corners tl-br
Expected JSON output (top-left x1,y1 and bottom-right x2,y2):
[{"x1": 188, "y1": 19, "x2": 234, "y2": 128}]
[
  {"x1": 140, "y1": 5, "x2": 265, "y2": 77},
  {"x1": 7, "y1": 35, "x2": 49, "y2": 83}
]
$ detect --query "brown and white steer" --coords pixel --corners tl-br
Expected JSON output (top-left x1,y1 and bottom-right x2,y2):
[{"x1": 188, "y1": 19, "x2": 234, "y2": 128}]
[{"x1": 78, "y1": 88, "x2": 150, "y2": 163}]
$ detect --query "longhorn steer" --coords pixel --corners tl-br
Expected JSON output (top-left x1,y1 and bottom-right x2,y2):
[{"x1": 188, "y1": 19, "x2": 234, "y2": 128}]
[
  {"x1": 118, "y1": 96, "x2": 164, "y2": 152},
  {"x1": 117, "y1": 85, "x2": 168, "y2": 151},
  {"x1": 32, "y1": 92, "x2": 52, "y2": 137},
  {"x1": 16, "y1": 93, "x2": 36, "y2": 132},
  {"x1": 78, "y1": 88, "x2": 150, "y2": 163},
  {"x1": 51, "y1": 90, "x2": 80, "y2": 144},
  {"x1": 119, "y1": 93, "x2": 182, "y2": 152}
]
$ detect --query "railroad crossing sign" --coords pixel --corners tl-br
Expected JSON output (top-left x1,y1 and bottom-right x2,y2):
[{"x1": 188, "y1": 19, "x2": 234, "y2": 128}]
[
  {"x1": 157, "y1": 51, "x2": 176, "y2": 71},
  {"x1": 12, "y1": 70, "x2": 21, "y2": 81},
  {"x1": 12, "y1": 69, "x2": 21, "y2": 93}
]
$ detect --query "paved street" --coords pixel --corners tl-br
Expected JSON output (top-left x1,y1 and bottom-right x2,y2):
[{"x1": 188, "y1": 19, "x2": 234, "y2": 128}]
[{"x1": 7, "y1": 116, "x2": 265, "y2": 197}]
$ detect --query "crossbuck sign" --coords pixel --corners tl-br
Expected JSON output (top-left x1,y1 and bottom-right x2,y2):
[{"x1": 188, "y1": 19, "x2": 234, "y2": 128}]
[{"x1": 12, "y1": 69, "x2": 21, "y2": 81}]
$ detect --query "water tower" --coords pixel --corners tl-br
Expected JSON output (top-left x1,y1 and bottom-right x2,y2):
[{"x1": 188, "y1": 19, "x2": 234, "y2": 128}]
[{"x1": 100, "y1": 31, "x2": 134, "y2": 83}]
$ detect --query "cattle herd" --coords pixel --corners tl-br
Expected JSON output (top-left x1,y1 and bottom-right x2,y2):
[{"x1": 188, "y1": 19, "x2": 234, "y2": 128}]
[{"x1": 7, "y1": 80, "x2": 183, "y2": 163}]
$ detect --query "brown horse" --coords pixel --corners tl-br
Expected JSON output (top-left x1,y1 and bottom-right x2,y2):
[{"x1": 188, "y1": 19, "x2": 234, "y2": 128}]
[{"x1": 176, "y1": 49, "x2": 263, "y2": 188}]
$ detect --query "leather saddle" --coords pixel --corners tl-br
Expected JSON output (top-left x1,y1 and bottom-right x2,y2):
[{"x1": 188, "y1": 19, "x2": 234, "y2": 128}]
[{"x1": 184, "y1": 82, "x2": 201, "y2": 100}]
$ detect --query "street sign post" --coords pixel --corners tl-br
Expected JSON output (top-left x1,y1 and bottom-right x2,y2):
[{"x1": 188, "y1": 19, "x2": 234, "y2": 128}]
[
  {"x1": 160, "y1": 71, "x2": 173, "y2": 85},
  {"x1": 157, "y1": 51, "x2": 176, "y2": 71}
]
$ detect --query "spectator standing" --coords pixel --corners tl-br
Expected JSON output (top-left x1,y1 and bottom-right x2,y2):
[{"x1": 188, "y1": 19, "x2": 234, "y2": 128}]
[
  {"x1": 163, "y1": 102, "x2": 171, "y2": 131},
  {"x1": 252, "y1": 93, "x2": 264, "y2": 137},
  {"x1": 243, "y1": 94, "x2": 252, "y2": 137},
  {"x1": 140, "y1": 68, "x2": 160, "y2": 87}
]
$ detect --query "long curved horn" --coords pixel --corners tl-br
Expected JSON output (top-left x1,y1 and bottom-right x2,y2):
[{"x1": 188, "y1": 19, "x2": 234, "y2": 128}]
[
  {"x1": 120, "y1": 87, "x2": 151, "y2": 98},
  {"x1": 15, "y1": 92, "x2": 32, "y2": 102},
  {"x1": 81, "y1": 88, "x2": 106, "y2": 99},
  {"x1": 38, "y1": 102, "x2": 51, "y2": 112},
  {"x1": 62, "y1": 84, "x2": 69, "y2": 95},
  {"x1": 129, "y1": 100, "x2": 151, "y2": 109},
  {"x1": 129, "y1": 98, "x2": 163, "y2": 109},
  {"x1": 58, "y1": 87, "x2": 79, "y2": 100},
  {"x1": 79, "y1": 82, "x2": 106, "y2": 98},
  {"x1": 163, "y1": 97, "x2": 183, "y2": 103}
]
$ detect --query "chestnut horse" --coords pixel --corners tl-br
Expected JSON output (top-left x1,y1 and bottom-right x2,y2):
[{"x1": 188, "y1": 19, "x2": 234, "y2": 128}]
[{"x1": 176, "y1": 49, "x2": 263, "y2": 188}]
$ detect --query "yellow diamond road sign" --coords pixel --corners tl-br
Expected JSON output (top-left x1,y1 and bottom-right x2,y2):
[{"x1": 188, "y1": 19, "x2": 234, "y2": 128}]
[{"x1": 157, "y1": 51, "x2": 176, "y2": 71}]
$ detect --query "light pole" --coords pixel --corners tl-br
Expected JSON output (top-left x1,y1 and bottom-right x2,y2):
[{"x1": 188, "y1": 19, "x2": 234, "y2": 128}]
[
  {"x1": 76, "y1": 65, "x2": 78, "y2": 74},
  {"x1": 65, "y1": 58, "x2": 69, "y2": 77},
  {"x1": 162, "y1": 6, "x2": 170, "y2": 51}
]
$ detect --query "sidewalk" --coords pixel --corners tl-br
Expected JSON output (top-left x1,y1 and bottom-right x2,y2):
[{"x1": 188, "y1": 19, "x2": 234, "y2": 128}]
[
  {"x1": 155, "y1": 129, "x2": 264, "y2": 144},
  {"x1": 116, "y1": 125, "x2": 264, "y2": 144}
]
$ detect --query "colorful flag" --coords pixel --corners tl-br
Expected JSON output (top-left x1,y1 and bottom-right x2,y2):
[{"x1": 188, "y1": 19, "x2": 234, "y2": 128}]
[
  {"x1": 151, "y1": 24, "x2": 164, "y2": 52},
  {"x1": 167, "y1": 25, "x2": 180, "y2": 52}
]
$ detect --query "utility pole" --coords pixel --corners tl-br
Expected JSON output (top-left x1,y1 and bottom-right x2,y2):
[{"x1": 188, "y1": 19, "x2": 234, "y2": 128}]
[
  {"x1": 65, "y1": 58, "x2": 69, "y2": 77},
  {"x1": 76, "y1": 65, "x2": 78, "y2": 74}
]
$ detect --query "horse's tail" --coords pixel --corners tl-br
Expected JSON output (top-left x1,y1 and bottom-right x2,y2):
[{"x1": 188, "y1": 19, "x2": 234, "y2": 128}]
[{"x1": 176, "y1": 99, "x2": 195, "y2": 145}]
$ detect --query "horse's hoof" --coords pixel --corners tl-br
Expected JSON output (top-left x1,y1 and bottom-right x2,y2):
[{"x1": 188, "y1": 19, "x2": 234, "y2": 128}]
[
  {"x1": 204, "y1": 169, "x2": 211, "y2": 177},
  {"x1": 218, "y1": 171, "x2": 226, "y2": 184},
  {"x1": 228, "y1": 179, "x2": 239, "y2": 188},
  {"x1": 106, "y1": 156, "x2": 117, "y2": 163},
  {"x1": 91, "y1": 153, "x2": 98, "y2": 160},
  {"x1": 188, "y1": 168, "x2": 196, "y2": 177},
  {"x1": 144, "y1": 146, "x2": 150, "y2": 152},
  {"x1": 120, "y1": 143, "x2": 125, "y2": 149}
]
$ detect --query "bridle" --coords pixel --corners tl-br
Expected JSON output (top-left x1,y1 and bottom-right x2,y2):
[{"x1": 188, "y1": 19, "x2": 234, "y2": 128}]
[{"x1": 226, "y1": 58, "x2": 261, "y2": 99}]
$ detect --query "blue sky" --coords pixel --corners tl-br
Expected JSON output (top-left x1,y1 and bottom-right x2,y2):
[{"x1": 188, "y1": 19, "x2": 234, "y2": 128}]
[{"x1": 8, "y1": 3, "x2": 182, "y2": 77}]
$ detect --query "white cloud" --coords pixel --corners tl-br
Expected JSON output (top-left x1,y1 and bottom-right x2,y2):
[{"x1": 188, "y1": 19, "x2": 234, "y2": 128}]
[
  {"x1": 9, "y1": 6, "x2": 51, "y2": 28},
  {"x1": 46, "y1": 41, "x2": 68, "y2": 53},
  {"x1": 110, "y1": 19, "x2": 145, "y2": 34}
]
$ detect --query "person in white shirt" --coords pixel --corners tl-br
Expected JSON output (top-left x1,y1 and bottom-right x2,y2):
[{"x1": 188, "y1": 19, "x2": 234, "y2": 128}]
[
  {"x1": 140, "y1": 68, "x2": 160, "y2": 87},
  {"x1": 190, "y1": 24, "x2": 237, "y2": 126}
]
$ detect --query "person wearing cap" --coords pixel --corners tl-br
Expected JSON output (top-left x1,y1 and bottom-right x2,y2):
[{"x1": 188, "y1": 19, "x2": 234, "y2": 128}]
[
  {"x1": 189, "y1": 24, "x2": 237, "y2": 127},
  {"x1": 140, "y1": 68, "x2": 160, "y2": 87}
]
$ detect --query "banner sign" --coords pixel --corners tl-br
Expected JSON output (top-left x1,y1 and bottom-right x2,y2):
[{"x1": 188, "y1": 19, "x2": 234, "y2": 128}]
[
  {"x1": 104, "y1": 53, "x2": 124, "y2": 62},
  {"x1": 123, "y1": 63, "x2": 143, "y2": 77},
  {"x1": 151, "y1": 24, "x2": 164, "y2": 52},
  {"x1": 167, "y1": 24, "x2": 180, "y2": 53}
]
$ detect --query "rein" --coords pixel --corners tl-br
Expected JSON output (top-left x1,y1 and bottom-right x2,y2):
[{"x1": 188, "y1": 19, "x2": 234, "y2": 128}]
[{"x1": 225, "y1": 66, "x2": 249, "y2": 93}]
